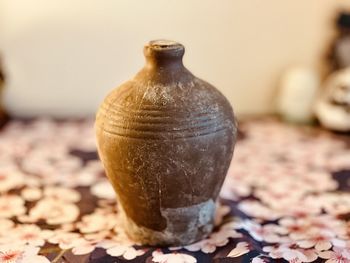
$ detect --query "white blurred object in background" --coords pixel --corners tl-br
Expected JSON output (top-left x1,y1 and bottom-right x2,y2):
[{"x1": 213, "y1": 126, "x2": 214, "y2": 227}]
[
  {"x1": 315, "y1": 68, "x2": 350, "y2": 131},
  {"x1": 277, "y1": 66, "x2": 320, "y2": 123}
]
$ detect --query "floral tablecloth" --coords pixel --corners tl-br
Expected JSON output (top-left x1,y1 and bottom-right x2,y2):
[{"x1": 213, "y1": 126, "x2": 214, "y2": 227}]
[{"x1": 0, "y1": 117, "x2": 350, "y2": 263}]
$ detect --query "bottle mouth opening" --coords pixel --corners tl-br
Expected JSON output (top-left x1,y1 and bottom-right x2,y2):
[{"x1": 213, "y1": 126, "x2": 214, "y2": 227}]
[
  {"x1": 148, "y1": 40, "x2": 184, "y2": 51},
  {"x1": 144, "y1": 40, "x2": 185, "y2": 65}
]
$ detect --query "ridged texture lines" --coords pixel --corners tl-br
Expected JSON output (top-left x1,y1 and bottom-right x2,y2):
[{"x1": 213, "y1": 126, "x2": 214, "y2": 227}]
[{"x1": 97, "y1": 102, "x2": 232, "y2": 140}]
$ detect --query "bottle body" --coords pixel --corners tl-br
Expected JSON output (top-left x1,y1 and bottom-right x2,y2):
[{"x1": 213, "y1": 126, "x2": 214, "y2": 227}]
[{"x1": 95, "y1": 40, "x2": 237, "y2": 245}]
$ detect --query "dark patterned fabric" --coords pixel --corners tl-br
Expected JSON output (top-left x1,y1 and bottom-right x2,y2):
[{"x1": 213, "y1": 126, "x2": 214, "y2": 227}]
[{"x1": 0, "y1": 117, "x2": 349, "y2": 263}]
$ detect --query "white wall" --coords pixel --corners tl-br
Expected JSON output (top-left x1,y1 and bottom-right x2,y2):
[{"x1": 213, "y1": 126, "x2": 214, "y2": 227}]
[{"x1": 1, "y1": 0, "x2": 350, "y2": 117}]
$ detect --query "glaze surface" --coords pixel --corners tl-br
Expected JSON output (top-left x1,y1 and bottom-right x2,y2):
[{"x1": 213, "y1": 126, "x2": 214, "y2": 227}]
[{"x1": 95, "y1": 40, "x2": 237, "y2": 245}]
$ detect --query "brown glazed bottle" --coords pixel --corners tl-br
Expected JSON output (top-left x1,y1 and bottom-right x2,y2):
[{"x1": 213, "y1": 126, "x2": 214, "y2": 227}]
[{"x1": 95, "y1": 40, "x2": 237, "y2": 246}]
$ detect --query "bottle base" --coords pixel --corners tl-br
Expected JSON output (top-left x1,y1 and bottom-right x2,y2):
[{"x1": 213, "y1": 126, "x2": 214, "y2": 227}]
[{"x1": 120, "y1": 199, "x2": 216, "y2": 246}]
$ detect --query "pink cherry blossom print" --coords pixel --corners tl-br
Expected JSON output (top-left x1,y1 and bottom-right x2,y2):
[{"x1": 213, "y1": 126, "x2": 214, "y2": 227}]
[{"x1": 152, "y1": 250, "x2": 197, "y2": 263}]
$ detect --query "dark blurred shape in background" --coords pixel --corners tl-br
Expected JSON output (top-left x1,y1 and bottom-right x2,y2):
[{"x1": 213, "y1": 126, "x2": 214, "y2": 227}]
[
  {"x1": 0, "y1": 59, "x2": 8, "y2": 126},
  {"x1": 328, "y1": 11, "x2": 350, "y2": 72}
]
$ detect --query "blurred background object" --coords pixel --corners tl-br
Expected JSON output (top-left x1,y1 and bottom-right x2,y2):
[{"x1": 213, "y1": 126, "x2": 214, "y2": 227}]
[
  {"x1": 327, "y1": 11, "x2": 350, "y2": 73},
  {"x1": 316, "y1": 10, "x2": 350, "y2": 132},
  {"x1": 276, "y1": 66, "x2": 320, "y2": 123},
  {"x1": 0, "y1": 58, "x2": 7, "y2": 125},
  {"x1": 315, "y1": 68, "x2": 350, "y2": 131},
  {"x1": 1, "y1": 0, "x2": 350, "y2": 117}
]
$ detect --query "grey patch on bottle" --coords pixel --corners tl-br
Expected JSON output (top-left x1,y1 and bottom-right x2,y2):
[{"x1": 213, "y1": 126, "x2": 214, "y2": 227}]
[{"x1": 121, "y1": 199, "x2": 215, "y2": 246}]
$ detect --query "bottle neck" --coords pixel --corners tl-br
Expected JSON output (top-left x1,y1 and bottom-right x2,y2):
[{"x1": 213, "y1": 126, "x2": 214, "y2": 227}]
[
  {"x1": 137, "y1": 40, "x2": 191, "y2": 84},
  {"x1": 144, "y1": 40, "x2": 185, "y2": 70},
  {"x1": 145, "y1": 56, "x2": 184, "y2": 71}
]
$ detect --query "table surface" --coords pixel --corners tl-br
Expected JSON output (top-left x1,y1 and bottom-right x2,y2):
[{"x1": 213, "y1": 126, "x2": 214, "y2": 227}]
[{"x1": 0, "y1": 117, "x2": 349, "y2": 263}]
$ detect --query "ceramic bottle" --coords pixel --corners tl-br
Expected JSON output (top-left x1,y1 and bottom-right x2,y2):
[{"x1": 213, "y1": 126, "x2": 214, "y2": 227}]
[{"x1": 95, "y1": 40, "x2": 237, "y2": 246}]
